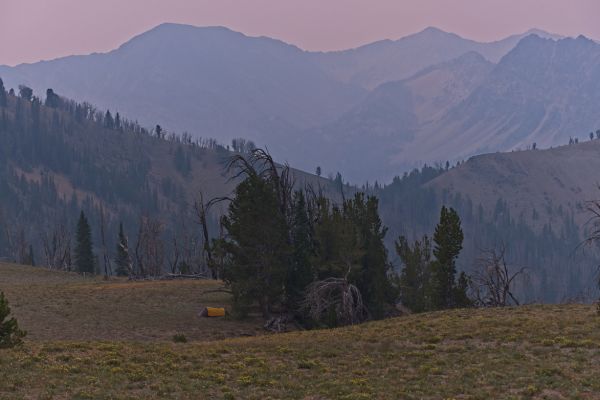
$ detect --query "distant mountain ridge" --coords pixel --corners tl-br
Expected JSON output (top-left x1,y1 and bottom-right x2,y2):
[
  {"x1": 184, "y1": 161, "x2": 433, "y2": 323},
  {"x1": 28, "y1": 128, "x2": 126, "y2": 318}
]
[
  {"x1": 3, "y1": 23, "x2": 598, "y2": 183},
  {"x1": 0, "y1": 23, "x2": 366, "y2": 152},
  {"x1": 396, "y1": 34, "x2": 600, "y2": 168},
  {"x1": 312, "y1": 27, "x2": 563, "y2": 89}
]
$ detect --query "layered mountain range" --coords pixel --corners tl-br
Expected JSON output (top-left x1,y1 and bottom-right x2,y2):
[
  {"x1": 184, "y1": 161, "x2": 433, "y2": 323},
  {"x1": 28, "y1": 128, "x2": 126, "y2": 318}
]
[{"x1": 1, "y1": 24, "x2": 599, "y2": 183}]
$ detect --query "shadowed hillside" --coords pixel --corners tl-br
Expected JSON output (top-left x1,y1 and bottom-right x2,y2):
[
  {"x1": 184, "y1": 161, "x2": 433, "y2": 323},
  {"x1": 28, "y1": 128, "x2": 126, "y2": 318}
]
[
  {"x1": 375, "y1": 141, "x2": 600, "y2": 303},
  {"x1": 0, "y1": 87, "x2": 333, "y2": 271}
]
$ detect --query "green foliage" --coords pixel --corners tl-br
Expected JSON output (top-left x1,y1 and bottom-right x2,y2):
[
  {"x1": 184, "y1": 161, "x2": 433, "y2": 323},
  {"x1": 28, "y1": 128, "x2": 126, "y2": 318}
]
[
  {"x1": 219, "y1": 151, "x2": 397, "y2": 324},
  {"x1": 309, "y1": 193, "x2": 397, "y2": 321},
  {"x1": 287, "y1": 191, "x2": 315, "y2": 311},
  {"x1": 431, "y1": 206, "x2": 465, "y2": 309},
  {"x1": 454, "y1": 271, "x2": 472, "y2": 308},
  {"x1": 345, "y1": 194, "x2": 397, "y2": 319},
  {"x1": 396, "y1": 207, "x2": 471, "y2": 312},
  {"x1": 396, "y1": 235, "x2": 432, "y2": 313},
  {"x1": 172, "y1": 333, "x2": 187, "y2": 343},
  {"x1": 0, "y1": 292, "x2": 26, "y2": 348},
  {"x1": 75, "y1": 211, "x2": 95, "y2": 274},
  {"x1": 221, "y1": 173, "x2": 291, "y2": 318}
]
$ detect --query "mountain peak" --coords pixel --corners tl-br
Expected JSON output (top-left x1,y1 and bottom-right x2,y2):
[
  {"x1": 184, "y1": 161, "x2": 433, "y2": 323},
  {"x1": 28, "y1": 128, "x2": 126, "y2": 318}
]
[
  {"x1": 421, "y1": 26, "x2": 448, "y2": 35},
  {"x1": 415, "y1": 26, "x2": 456, "y2": 39},
  {"x1": 523, "y1": 28, "x2": 563, "y2": 40}
]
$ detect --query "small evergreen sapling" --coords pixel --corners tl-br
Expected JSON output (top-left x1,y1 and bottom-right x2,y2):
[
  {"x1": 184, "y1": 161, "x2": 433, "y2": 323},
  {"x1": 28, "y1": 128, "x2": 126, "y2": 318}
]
[{"x1": 0, "y1": 291, "x2": 26, "y2": 348}]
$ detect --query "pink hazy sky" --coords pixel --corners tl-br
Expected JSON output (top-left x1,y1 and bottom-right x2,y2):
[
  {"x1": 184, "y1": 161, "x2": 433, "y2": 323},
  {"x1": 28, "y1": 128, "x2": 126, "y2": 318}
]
[{"x1": 1, "y1": 0, "x2": 599, "y2": 66}]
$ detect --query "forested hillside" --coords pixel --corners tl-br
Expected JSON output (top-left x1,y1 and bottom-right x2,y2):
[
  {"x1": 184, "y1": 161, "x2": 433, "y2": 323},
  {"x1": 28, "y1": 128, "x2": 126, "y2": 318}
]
[
  {"x1": 1, "y1": 78, "x2": 598, "y2": 303},
  {"x1": 374, "y1": 150, "x2": 600, "y2": 303},
  {"x1": 0, "y1": 82, "x2": 330, "y2": 275}
]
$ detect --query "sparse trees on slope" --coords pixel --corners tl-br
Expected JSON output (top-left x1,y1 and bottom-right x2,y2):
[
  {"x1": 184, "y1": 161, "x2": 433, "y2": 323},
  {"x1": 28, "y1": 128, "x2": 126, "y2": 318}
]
[
  {"x1": 0, "y1": 292, "x2": 26, "y2": 348},
  {"x1": 75, "y1": 211, "x2": 95, "y2": 274},
  {"x1": 173, "y1": 146, "x2": 191, "y2": 176}
]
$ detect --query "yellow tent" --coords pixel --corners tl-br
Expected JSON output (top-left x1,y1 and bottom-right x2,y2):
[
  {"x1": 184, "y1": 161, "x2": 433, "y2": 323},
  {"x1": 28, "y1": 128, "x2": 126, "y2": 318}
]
[{"x1": 202, "y1": 307, "x2": 225, "y2": 317}]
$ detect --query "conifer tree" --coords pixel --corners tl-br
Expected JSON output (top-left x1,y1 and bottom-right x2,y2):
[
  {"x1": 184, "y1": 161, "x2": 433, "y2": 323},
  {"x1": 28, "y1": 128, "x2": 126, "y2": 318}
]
[
  {"x1": 114, "y1": 223, "x2": 131, "y2": 276},
  {"x1": 0, "y1": 292, "x2": 26, "y2": 348},
  {"x1": 348, "y1": 194, "x2": 396, "y2": 319},
  {"x1": 18, "y1": 85, "x2": 32, "y2": 101},
  {"x1": 75, "y1": 211, "x2": 95, "y2": 274},
  {"x1": 0, "y1": 78, "x2": 7, "y2": 107},
  {"x1": 104, "y1": 110, "x2": 114, "y2": 129},
  {"x1": 396, "y1": 235, "x2": 432, "y2": 312},
  {"x1": 221, "y1": 174, "x2": 291, "y2": 318},
  {"x1": 287, "y1": 191, "x2": 314, "y2": 310},
  {"x1": 45, "y1": 88, "x2": 60, "y2": 108},
  {"x1": 114, "y1": 112, "x2": 121, "y2": 130},
  {"x1": 431, "y1": 206, "x2": 464, "y2": 309}
]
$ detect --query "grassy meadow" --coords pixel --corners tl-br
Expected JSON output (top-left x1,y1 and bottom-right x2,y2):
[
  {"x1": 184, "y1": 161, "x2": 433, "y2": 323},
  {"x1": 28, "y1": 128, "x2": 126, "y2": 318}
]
[{"x1": 1, "y1": 263, "x2": 600, "y2": 399}]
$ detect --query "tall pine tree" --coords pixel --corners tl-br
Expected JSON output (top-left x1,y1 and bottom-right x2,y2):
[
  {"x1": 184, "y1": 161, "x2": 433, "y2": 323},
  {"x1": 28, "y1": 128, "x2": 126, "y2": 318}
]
[
  {"x1": 221, "y1": 174, "x2": 291, "y2": 318},
  {"x1": 431, "y1": 206, "x2": 464, "y2": 309},
  {"x1": 348, "y1": 194, "x2": 396, "y2": 319},
  {"x1": 287, "y1": 191, "x2": 314, "y2": 312},
  {"x1": 0, "y1": 78, "x2": 7, "y2": 107},
  {"x1": 396, "y1": 235, "x2": 432, "y2": 312},
  {"x1": 75, "y1": 211, "x2": 95, "y2": 274}
]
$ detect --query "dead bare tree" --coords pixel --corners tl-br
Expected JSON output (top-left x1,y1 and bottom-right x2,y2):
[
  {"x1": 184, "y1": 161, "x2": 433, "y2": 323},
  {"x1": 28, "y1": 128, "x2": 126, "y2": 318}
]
[
  {"x1": 134, "y1": 215, "x2": 165, "y2": 277},
  {"x1": 582, "y1": 198, "x2": 600, "y2": 309},
  {"x1": 167, "y1": 235, "x2": 181, "y2": 274},
  {"x1": 0, "y1": 208, "x2": 22, "y2": 264},
  {"x1": 583, "y1": 199, "x2": 600, "y2": 249},
  {"x1": 99, "y1": 207, "x2": 112, "y2": 278},
  {"x1": 41, "y1": 222, "x2": 71, "y2": 270},
  {"x1": 471, "y1": 245, "x2": 526, "y2": 307},
  {"x1": 193, "y1": 191, "x2": 216, "y2": 276},
  {"x1": 301, "y1": 272, "x2": 369, "y2": 326},
  {"x1": 226, "y1": 148, "x2": 296, "y2": 225}
]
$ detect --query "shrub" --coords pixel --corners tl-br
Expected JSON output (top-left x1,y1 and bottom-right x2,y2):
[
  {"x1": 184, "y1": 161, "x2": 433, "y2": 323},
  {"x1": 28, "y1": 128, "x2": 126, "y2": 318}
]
[
  {"x1": 0, "y1": 291, "x2": 26, "y2": 348},
  {"x1": 172, "y1": 333, "x2": 187, "y2": 343}
]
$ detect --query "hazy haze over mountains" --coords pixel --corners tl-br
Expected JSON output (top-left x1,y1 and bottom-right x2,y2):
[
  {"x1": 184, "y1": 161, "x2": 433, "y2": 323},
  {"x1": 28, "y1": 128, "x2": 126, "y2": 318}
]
[
  {"x1": 2, "y1": 23, "x2": 598, "y2": 182},
  {"x1": 311, "y1": 27, "x2": 562, "y2": 89}
]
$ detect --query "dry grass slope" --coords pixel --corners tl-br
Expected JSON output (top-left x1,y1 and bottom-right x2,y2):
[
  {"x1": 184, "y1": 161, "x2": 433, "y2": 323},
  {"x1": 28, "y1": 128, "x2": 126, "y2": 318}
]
[
  {"x1": 1, "y1": 263, "x2": 600, "y2": 399},
  {"x1": 0, "y1": 263, "x2": 263, "y2": 341}
]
